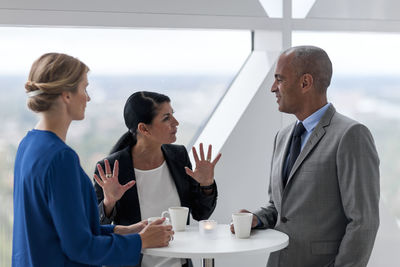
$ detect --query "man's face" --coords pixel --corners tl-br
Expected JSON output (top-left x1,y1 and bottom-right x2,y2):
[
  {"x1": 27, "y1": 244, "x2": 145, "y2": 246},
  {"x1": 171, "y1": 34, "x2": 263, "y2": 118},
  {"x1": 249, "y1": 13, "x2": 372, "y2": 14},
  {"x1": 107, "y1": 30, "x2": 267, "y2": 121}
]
[{"x1": 271, "y1": 53, "x2": 302, "y2": 114}]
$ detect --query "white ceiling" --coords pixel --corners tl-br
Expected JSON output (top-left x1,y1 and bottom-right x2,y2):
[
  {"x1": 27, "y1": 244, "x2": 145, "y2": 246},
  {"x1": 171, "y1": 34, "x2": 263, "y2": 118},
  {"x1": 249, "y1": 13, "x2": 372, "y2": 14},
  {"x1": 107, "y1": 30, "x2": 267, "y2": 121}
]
[
  {"x1": 0, "y1": 0, "x2": 267, "y2": 17},
  {"x1": 0, "y1": 0, "x2": 273, "y2": 29},
  {"x1": 1, "y1": 0, "x2": 400, "y2": 30},
  {"x1": 308, "y1": 0, "x2": 400, "y2": 20}
]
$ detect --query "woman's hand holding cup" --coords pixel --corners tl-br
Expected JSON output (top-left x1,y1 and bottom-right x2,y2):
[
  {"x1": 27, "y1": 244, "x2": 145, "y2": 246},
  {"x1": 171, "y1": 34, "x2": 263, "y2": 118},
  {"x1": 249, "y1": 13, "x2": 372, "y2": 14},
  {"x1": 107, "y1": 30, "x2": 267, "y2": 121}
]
[{"x1": 139, "y1": 218, "x2": 174, "y2": 248}]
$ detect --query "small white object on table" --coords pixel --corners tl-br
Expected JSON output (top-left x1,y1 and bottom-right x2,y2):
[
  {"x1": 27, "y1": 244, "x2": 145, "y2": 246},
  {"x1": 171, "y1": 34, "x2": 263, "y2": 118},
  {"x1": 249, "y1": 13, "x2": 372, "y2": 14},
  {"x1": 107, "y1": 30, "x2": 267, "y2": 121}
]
[{"x1": 199, "y1": 220, "x2": 217, "y2": 239}]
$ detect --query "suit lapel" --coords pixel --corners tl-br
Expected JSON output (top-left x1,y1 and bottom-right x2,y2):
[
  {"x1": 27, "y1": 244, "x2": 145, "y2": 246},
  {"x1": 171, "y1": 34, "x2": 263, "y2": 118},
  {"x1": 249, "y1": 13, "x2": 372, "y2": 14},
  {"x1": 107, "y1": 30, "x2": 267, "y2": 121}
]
[
  {"x1": 285, "y1": 105, "x2": 336, "y2": 187},
  {"x1": 117, "y1": 145, "x2": 142, "y2": 222},
  {"x1": 161, "y1": 145, "x2": 185, "y2": 205},
  {"x1": 119, "y1": 146, "x2": 136, "y2": 183}
]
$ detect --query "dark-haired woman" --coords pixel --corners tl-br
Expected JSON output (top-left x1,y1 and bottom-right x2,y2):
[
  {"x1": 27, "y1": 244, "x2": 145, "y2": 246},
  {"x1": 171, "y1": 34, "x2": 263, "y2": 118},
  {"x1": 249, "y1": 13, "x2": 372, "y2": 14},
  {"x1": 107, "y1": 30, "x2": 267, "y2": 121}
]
[
  {"x1": 94, "y1": 91, "x2": 221, "y2": 267},
  {"x1": 13, "y1": 54, "x2": 173, "y2": 267}
]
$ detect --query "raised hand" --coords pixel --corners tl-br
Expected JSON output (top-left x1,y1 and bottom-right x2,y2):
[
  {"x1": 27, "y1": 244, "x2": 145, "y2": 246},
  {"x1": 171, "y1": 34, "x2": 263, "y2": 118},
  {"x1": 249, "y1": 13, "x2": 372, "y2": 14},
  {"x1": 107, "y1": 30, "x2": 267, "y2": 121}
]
[
  {"x1": 185, "y1": 143, "x2": 222, "y2": 186},
  {"x1": 94, "y1": 159, "x2": 135, "y2": 212}
]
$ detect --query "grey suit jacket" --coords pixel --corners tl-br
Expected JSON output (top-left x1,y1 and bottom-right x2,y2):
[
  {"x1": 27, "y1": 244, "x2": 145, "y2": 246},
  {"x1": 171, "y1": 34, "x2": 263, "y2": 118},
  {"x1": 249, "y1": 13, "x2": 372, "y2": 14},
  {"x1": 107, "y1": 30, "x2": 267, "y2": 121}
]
[{"x1": 254, "y1": 105, "x2": 380, "y2": 267}]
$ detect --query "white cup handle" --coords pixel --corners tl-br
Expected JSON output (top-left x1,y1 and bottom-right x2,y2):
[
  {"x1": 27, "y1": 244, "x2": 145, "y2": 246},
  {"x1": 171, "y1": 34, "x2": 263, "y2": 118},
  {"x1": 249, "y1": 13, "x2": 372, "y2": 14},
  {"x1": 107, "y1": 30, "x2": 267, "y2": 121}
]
[{"x1": 161, "y1": 211, "x2": 170, "y2": 220}]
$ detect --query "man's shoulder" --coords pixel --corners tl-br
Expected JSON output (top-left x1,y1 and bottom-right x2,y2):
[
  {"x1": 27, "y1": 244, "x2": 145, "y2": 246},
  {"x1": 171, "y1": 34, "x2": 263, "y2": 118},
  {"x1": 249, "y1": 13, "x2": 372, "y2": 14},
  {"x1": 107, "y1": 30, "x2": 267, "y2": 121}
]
[
  {"x1": 310, "y1": 104, "x2": 366, "y2": 133},
  {"x1": 321, "y1": 109, "x2": 376, "y2": 149},
  {"x1": 330, "y1": 110, "x2": 367, "y2": 132},
  {"x1": 332, "y1": 110, "x2": 358, "y2": 125}
]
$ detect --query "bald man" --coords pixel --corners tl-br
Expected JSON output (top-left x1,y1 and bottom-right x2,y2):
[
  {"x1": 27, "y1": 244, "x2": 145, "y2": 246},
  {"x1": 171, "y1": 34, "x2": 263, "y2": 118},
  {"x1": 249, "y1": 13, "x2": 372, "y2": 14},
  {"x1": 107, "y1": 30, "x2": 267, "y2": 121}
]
[{"x1": 233, "y1": 46, "x2": 379, "y2": 267}]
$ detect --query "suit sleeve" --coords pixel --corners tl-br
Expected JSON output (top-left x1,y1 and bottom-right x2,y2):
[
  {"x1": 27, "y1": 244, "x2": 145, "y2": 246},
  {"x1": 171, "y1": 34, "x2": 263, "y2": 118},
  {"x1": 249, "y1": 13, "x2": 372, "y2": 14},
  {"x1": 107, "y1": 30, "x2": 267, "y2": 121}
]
[
  {"x1": 253, "y1": 132, "x2": 278, "y2": 229},
  {"x1": 47, "y1": 149, "x2": 141, "y2": 266},
  {"x1": 334, "y1": 124, "x2": 380, "y2": 267},
  {"x1": 184, "y1": 147, "x2": 218, "y2": 221},
  {"x1": 94, "y1": 161, "x2": 117, "y2": 225}
]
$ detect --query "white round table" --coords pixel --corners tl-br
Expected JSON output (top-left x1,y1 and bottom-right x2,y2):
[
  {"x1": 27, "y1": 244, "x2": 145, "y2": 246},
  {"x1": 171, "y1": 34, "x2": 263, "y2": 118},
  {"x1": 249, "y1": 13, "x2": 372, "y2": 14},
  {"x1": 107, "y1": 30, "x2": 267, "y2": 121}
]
[{"x1": 142, "y1": 224, "x2": 289, "y2": 267}]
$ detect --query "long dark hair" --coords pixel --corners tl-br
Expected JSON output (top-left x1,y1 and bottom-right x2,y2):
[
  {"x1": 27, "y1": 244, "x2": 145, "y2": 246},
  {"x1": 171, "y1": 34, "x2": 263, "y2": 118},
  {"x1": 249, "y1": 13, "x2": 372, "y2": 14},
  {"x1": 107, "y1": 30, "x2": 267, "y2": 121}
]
[{"x1": 110, "y1": 91, "x2": 170, "y2": 154}]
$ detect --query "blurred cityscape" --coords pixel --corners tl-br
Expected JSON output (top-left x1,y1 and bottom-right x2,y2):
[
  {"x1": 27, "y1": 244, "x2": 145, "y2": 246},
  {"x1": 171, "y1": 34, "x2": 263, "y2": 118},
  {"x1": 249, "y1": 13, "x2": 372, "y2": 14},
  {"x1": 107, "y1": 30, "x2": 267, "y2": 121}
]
[{"x1": 1, "y1": 74, "x2": 400, "y2": 265}]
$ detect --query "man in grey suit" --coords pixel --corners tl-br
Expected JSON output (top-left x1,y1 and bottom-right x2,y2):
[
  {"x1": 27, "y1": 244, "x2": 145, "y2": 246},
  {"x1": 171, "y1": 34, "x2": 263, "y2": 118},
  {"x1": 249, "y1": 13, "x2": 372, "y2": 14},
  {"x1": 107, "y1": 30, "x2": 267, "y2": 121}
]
[{"x1": 232, "y1": 46, "x2": 380, "y2": 267}]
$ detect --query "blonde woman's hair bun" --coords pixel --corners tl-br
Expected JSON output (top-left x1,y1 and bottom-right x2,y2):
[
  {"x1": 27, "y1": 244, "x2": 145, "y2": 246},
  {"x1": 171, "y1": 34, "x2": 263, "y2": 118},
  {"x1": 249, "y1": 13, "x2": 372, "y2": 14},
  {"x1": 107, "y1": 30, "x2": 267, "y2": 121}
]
[
  {"x1": 25, "y1": 80, "x2": 40, "y2": 91},
  {"x1": 25, "y1": 53, "x2": 89, "y2": 112}
]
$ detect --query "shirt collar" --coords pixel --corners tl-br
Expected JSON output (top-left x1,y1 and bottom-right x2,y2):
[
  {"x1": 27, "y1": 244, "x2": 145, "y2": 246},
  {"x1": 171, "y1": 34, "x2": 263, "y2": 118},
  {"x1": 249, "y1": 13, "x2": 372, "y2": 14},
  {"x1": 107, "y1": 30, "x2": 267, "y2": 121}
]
[{"x1": 298, "y1": 103, "x2": 331, "y2": 133}]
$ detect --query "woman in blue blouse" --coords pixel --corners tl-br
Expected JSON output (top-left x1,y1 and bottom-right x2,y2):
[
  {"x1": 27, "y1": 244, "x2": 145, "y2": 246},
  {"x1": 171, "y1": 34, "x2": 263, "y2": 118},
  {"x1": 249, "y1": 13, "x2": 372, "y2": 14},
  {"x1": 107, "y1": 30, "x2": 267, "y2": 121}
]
[{"x1": 12, "y1": 53, "x2": 174, "y2": 267}]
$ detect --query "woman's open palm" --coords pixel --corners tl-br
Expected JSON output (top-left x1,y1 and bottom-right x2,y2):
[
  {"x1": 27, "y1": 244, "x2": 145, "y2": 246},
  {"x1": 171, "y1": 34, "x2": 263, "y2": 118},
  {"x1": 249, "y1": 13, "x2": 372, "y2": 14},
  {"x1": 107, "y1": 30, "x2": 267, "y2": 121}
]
[
  {"x1": 185, "y1": 143, "x2": 221, "y2": 186},
  {"x1": 94, "y1": 159, "x2": 135, "y2": 204}
]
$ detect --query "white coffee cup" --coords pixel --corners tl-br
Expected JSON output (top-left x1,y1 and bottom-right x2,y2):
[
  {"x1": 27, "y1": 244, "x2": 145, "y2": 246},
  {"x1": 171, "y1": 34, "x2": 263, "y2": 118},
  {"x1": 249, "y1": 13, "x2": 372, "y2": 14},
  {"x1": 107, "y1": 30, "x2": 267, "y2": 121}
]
[
  {"x1": 147, "y1": 216, "x2": 170, "y2": 225},
  {"x1": 161, "y1": 207, "x2": 189, "y2": 231},
  {"x1": 232, "y1": 213, "x2": 253, "y2": 239}
]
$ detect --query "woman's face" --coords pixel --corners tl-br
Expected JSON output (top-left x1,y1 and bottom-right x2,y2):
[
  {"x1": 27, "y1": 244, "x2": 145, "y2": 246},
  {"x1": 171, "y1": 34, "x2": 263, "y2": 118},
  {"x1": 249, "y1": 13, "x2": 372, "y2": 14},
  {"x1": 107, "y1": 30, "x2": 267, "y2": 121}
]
[
  {"x1": 68, "y1": 73, "x2": 90, "y2": 120},
  {"x1": 145, "y1": 101, "x2": 179, "y2": 144}
]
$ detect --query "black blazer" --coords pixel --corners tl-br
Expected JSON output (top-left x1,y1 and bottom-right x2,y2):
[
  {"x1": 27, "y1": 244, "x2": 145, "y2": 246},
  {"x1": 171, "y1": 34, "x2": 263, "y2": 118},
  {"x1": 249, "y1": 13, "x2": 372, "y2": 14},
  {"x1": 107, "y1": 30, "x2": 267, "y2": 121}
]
[{"x1": 94, "y1": 144, "x2": 218, "y2": 226}]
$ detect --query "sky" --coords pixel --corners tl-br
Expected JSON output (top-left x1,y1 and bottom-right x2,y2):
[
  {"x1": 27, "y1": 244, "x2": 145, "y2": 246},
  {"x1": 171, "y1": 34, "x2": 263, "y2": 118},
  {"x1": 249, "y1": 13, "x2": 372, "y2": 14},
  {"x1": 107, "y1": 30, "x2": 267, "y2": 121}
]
[
  {"x1": 0, "y1": 27, "x2": 251, "y2": 76},
  {"x1": 1, "y1": 26, "x2": 400, "y2": 78}
]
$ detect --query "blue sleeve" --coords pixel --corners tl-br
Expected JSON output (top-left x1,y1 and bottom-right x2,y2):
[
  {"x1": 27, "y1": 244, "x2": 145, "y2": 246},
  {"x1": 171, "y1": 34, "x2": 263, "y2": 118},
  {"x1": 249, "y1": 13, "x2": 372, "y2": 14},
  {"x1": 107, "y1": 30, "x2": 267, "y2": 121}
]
[
  {"x1": 100, "y1": 225, "x2": 115, "y2": 235},
  {"x1": 47, "y1": 148, "x2": 142, "y2": 266}
]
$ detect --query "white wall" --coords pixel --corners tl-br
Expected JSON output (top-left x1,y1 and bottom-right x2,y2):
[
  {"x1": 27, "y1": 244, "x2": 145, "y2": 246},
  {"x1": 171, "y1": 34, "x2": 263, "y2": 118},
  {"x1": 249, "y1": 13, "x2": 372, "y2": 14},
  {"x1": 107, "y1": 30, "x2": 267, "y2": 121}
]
[
  {"x1": 191, "y1": 30, "x2": 287, "y2": 266},
  {"x1": 191, "y1": 68, "x2": 282, "y2": 267},
  {"x1": 204, "y1": 67, "x2": 281, "y2": 223}
]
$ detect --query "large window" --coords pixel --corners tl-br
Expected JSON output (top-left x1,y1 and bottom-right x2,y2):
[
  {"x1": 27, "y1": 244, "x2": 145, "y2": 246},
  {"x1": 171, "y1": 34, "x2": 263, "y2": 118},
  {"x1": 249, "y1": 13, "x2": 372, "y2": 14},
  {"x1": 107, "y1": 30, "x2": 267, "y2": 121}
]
[{"x1": 0, "y1": 27, "x2": 251, "y2": 265}]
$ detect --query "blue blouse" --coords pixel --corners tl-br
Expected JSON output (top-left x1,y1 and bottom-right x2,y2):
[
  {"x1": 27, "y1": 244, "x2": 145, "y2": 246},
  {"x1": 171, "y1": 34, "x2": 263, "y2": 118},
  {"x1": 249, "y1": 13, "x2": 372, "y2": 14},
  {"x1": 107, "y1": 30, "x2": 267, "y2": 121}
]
[{"x1": 12, "y1": 129, "x2": 142, "y2": 267}]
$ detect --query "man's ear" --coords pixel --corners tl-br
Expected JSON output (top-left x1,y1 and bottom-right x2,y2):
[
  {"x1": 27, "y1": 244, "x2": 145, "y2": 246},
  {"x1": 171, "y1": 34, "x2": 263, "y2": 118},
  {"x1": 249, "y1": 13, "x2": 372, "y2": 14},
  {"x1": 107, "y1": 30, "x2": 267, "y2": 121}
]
[
  {"x1": 137, "y1": 122, "x2": 150, "y2": 136},
  {"x1": 301, "y1": 73, "x2": 313, "y2": 92}
]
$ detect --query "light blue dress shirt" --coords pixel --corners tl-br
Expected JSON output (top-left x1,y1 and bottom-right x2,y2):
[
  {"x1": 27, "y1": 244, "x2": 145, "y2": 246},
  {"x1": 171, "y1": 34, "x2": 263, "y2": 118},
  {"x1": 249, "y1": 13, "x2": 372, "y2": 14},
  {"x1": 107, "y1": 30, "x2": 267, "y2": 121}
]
[
  {"x1": 298, "y1": 102, "x2": 331, "y2": 151},
  {"x1": 282, "y1": 102, "x2": 331, "y2": 172}
]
